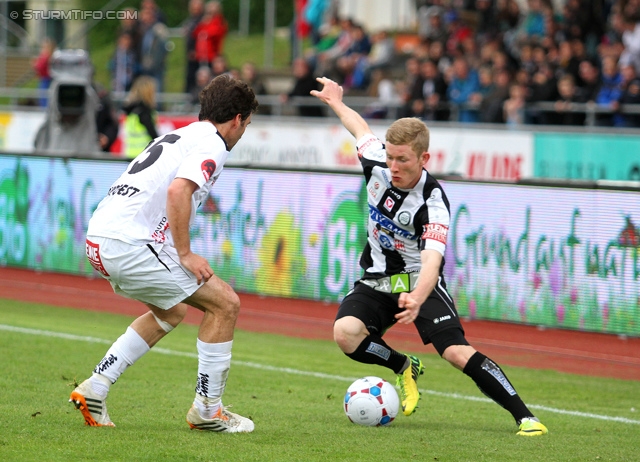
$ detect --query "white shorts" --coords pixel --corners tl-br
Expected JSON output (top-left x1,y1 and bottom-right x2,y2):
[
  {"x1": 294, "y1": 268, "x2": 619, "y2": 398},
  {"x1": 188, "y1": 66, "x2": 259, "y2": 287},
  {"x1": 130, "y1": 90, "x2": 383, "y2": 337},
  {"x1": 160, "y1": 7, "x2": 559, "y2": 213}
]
[{"x1": 85, "y1": 236, "x2": 201, "y2": 310}]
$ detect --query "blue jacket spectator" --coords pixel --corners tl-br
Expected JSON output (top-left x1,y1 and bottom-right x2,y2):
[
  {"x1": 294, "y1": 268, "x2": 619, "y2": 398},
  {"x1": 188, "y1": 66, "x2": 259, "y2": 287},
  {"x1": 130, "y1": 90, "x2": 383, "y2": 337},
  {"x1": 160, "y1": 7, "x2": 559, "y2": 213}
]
[{"x1": 447, "y1": 57, "x2": 481, "y2": 122}]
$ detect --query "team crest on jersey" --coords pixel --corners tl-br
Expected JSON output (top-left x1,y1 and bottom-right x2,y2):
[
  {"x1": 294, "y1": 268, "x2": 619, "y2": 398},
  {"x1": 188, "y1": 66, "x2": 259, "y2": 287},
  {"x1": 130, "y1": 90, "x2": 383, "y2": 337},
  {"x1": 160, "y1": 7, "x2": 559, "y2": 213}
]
[
  {"x1": 397, "y1": 211, "x2": 411, "y2": 225},
  {"x1": 384, "y1": 197, "x2": 395, "y2": 211},
  {"x1": 201, "y1": 159, "x2": 217, "y2": 181}
]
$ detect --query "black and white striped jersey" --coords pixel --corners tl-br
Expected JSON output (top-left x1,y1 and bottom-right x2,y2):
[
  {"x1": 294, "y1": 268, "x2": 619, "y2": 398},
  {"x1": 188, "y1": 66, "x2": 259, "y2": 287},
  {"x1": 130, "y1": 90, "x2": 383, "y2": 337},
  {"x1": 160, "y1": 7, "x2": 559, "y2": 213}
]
[{"x1": 356, "y1": 134, "x2": 451, "y2": 279}]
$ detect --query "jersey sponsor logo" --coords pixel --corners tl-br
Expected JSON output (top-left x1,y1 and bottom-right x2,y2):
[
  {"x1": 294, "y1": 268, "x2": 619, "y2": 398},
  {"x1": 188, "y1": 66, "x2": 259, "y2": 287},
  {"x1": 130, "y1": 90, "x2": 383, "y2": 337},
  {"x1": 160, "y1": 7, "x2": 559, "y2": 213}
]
[
  {"x1": 398, "y1": 211, "x2": 411, "y2": 226},
  {"x1": 151, "y1": 217, "x2": 169, "y2": 243},
  {"x1": 381, "y1": 170, "x2": 392, "y2": 188},
  {"x1": 394, "y1": 240, "x2": 405, "y2": 251},
  {"x1": 368, "y1": 181, "x2": 381, "y2": 199},
  {"x1": 201, "y1": 159, "x2": 217, "y2": 182},
  {"x1": 384, "y1": 197, "x2": 395, "y2": 211},
  {"x1": 85, "y1": 239, "x2": 110, "y2": 277},
  {"x1": 422, "y1": 223, "x2": 448, "y2": 244},
  {"x1": 378, "y1": 232, "x2": 394, "y2": 250},
  {"x1": 365, "y1": 342, "x2": 391, "y2": 360},
  {"x1": 369, "y1": 206, "x2": 417, "y2": 240},
  {"x1": 107, "y1": 183, "x2": 140, "y2": 197}
]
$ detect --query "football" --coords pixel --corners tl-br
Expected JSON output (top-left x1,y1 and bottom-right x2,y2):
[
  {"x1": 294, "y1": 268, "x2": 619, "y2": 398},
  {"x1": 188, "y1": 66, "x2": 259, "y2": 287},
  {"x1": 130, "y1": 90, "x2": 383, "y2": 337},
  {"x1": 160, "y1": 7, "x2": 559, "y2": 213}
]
[{"x1": 343, "y1": 376, "x2": 400, "y2": 426}]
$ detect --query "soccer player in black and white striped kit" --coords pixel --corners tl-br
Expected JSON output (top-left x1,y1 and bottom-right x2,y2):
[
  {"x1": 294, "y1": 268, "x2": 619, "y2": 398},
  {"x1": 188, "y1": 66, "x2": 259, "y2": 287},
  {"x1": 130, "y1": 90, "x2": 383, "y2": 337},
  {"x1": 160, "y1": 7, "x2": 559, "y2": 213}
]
[{"x1": 311, "y1": 77, "x2": 548, "y2": 436}]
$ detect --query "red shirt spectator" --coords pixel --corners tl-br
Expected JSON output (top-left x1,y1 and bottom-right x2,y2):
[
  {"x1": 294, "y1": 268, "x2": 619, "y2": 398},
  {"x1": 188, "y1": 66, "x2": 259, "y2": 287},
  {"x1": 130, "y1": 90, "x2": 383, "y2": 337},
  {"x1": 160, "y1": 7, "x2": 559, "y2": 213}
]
[{"x1": 193, "y1": 1, "x2": 228, "y2": 66}]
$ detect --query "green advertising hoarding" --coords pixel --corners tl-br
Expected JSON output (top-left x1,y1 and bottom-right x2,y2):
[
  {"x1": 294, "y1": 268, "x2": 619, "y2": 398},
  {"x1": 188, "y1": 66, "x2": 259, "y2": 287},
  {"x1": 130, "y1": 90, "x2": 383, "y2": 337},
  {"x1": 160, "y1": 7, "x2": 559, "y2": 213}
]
[{"x1": 534, "y1": 133, "x2": 640, "y2": 181}]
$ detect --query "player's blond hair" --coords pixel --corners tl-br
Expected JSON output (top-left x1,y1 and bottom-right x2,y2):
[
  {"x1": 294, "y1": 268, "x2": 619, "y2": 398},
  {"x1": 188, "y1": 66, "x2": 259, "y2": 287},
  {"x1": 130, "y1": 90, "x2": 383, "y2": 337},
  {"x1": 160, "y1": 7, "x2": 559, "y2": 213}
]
[{"x1": 386, "y1": 118, "x2": 430, "y2": 157}]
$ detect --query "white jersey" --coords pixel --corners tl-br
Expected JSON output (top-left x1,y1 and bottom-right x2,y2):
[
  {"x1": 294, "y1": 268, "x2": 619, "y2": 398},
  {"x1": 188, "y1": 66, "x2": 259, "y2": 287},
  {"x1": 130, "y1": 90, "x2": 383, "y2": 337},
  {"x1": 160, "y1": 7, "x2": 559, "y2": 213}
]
[{"x1": 87, "y1": 121, "x2": 228, "y2": 246}]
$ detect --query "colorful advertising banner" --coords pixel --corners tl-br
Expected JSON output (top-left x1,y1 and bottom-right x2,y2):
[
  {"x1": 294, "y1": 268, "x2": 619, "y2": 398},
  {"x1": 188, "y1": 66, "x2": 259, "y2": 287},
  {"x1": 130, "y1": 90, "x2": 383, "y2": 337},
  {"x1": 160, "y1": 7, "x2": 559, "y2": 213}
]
[{"x1": 1, "y1": 154, "x2": 638, "y2": 336}]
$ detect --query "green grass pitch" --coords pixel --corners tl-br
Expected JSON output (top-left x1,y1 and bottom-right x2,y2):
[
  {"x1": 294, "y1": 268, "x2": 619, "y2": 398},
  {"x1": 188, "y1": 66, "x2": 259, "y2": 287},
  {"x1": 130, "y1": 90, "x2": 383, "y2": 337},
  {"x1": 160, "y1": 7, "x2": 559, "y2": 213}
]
[{"x1": 0, "y1": 299, "x2": 638, "y2": 461}]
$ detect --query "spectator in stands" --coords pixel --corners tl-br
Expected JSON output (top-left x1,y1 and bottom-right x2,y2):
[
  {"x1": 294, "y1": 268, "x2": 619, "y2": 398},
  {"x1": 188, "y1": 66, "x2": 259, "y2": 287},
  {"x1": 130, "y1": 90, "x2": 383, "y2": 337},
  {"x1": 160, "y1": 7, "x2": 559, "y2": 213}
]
[
  {"x1": 141, "y1": 0, "x2": 167, "y2": 24},
  {"x1": 240, "y1": 61, "x2": 270, "y2": 115},
  {"x1": 512, "y1": 0, "x2": 549, "y2": 45},
  {"x1": 183, "y1": 0, "x2": 205, "y2": 93},
  {"x1": 556, "y1": 40, "x2": 580, "y2": 82},
  {"x1": 479, "y1": 67, "x2": 512, "y2": 123},
  {"x1": 525, "y1": 62, "x2": 558, "y2": 124},
  {"x1": 122, "y1": 76, "x2": 159, "y2": 158},
  {"x1": 211, "y1": 54, "x2": 231, "y2": 78},
  {"x1": 109, "y1": 32, "x2": 138, "y2": 93},
  {"x1": 362, "y1": 67, "x2": 402, "y2": 119},
  {"x1": 315, "y1": 17, "x2": 355, "y2": 81},
  {"x1": 117, "y1": 8, "x2": 142, "y2": 64},
  {"x1": 495, "y1": 0, "x2": 521, "y2": 37},
  {"x1": 93, "y1": 80, "x2": 120, "y2": 153},
  {"x1": 475, "y1": 0, "x2": 500, "y2": 42},
  {"x1": 594, "y1": 55, "x2": 624, "y2": 126},
  {"x1": 469, "y1": 64, "x2": 495, "y2": 115},
  {"x1": 335, "y1": 23, "x2": 372, "y2": 90},
  {"x1": 190, "y1": 66, "x2": 212, "y2": 106},
  {"x1": 240, "y1": 62, "x2": 267, "y2": 95},
  {"x1": 552, "y1": 73, "x2": 586, "y2": 125},
  {"x1": 577, "y1": 58, "x2": 601, "y2": 101},
  {"x1": 417, "y1": 58, "x2": 449, "y2": 121},
  {"x1": 418, "y1": 5, "x2": 448, "y2": 43},
  {"x1": 446, "y1": 56, "x2": 481, "y2": 122},
  {"x1": 281, "y1": 58, "x2": 324, "y2": 117},
  {"x1": 363, "y1": 30, "x2": 396, "y2": 74},
  {"x1": 193, "y1": 1, "x2": 228, "y2": 73},
  {"x1": 138, "y1": 5, "x2": 169, "y2": 93},
  {"x1": 33, "y1": 37, "x2": 56, "y2": 107},
  {"x1": 617, "y1": 63, "x2": 640, "y2": 127},
  {"x1": 399, "y1": 56, "x2": 425, "y2": 117},
  {"x1": 613, "y1": 10, "x2": 640, "y2": 76},
  {"x1": 444, "y1": 10, "x2": 473, "y2": 58},
  {"x1": 503, "y1": 82, "x2": 527, "y2": 126}
]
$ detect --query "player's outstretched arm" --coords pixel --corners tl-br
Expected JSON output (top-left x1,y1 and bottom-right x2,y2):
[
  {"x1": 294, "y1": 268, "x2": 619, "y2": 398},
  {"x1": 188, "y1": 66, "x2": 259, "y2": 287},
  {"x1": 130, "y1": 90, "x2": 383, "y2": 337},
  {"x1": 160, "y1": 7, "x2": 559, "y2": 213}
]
[{"x1": 310, "y1": 77, "x2": 373, "y2": 140}]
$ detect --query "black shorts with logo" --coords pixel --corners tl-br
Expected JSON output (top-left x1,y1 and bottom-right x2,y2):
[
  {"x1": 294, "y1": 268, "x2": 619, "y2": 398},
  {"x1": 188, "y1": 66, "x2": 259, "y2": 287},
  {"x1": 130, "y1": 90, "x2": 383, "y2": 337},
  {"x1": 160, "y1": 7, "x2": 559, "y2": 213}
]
[{"x1": 336, "y1": 281, "x2": 467, "y2": 351}]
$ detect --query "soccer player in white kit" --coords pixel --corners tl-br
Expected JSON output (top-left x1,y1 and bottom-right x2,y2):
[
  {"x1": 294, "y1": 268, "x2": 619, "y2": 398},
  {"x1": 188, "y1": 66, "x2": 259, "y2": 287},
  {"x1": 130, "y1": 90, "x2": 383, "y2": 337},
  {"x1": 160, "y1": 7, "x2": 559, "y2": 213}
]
[{"x1": 70, "y1": 75, "x2": 259, "y2": 433}]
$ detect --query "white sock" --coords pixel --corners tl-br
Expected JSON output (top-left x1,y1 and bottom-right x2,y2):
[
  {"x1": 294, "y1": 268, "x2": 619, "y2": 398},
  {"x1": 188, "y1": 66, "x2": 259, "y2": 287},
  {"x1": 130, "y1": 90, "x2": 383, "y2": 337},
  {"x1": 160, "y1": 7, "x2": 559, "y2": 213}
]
[
  {"x1": 194, "y1": 339, "x2": 232, "y2": 419},
  {"x1": 93, "y1": 326, "x2": 150, "y2": 385},
  {"x1": 89, "y1": 373, "x2": 112, "y2": 399}
]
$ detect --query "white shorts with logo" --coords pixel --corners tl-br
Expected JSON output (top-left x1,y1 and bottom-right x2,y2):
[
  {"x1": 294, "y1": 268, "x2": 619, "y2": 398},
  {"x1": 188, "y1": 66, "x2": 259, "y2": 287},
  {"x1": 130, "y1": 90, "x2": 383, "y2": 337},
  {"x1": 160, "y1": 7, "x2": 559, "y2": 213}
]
[{"x1": 85, "y1": 236, "x2": 201, "y2": 310}]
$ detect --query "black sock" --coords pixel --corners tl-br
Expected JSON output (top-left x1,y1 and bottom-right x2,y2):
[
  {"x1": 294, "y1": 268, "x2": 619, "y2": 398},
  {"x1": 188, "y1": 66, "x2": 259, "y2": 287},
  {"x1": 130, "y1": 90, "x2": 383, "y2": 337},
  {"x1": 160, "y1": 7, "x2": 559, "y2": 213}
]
[
  {"x1": 345, "y1": 334, "x2": 408, "y2": 374},
  {"x1": 463, "y1": 352, "x2": 533, "y2": 423}
]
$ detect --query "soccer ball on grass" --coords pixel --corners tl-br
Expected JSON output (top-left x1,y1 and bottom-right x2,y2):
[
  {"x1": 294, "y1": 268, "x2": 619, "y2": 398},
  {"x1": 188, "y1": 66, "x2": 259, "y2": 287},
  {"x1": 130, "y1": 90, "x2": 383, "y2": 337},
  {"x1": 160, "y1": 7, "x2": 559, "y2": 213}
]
[{"x1": 343, "y1": 376, "x2": 400, "y2": 426}]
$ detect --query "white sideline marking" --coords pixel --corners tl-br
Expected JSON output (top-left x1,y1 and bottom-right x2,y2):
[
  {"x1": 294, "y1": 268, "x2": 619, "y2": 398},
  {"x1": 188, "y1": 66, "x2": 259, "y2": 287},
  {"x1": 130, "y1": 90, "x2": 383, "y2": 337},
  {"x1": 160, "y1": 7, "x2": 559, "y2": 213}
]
[{"x1": 2, "y1": 324, "x2": 639, "y2": 426}]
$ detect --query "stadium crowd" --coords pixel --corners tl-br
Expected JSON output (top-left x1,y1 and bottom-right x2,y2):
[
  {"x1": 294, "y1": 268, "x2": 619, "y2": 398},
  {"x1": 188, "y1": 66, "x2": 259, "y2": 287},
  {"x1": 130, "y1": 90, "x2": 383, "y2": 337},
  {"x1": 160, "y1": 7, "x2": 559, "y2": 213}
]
[{"x1": 102, "y1": 0, "x2": 640, "y2": 128}]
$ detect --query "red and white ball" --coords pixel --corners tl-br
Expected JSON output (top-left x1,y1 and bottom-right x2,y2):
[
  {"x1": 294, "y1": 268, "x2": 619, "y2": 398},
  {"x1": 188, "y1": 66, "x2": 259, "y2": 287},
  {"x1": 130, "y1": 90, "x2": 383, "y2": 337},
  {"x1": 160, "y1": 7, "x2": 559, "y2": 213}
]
[{"x1": 343, "y1": 376, "x2": 400, "y2": 426}]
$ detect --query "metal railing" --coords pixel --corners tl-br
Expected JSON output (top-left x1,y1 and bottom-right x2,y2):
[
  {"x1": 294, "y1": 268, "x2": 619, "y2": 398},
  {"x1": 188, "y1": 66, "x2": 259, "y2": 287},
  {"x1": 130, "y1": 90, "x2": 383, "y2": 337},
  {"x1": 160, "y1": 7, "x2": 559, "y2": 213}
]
[{"x1": 2, "y1": 86, "x2": 640, "y2": 129}]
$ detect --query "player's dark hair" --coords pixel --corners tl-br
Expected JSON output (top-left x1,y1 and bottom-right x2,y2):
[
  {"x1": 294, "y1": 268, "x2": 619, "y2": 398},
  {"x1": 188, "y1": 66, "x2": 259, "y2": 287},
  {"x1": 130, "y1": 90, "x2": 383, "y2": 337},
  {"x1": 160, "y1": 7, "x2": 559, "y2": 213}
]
[{"x1": 198, "y1": 74, "x2": 258, "y2": 123}]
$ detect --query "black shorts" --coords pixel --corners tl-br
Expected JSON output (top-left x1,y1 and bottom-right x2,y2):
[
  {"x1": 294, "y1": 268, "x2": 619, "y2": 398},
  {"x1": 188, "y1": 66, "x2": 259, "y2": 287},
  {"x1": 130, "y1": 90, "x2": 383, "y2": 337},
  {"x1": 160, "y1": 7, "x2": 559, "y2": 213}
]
[{"x1": 336, "y1": 281, "x2": 468, "y2": 355}]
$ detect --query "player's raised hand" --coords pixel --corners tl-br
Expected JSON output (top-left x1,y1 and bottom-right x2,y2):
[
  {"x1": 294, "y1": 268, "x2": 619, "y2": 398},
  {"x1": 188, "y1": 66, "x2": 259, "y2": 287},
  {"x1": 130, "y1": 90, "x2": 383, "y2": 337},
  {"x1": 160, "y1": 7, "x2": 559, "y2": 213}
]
[
  {"x1": 395, "y1": 292, "x2": 420, "y2": 324},
  {"x1": 310, "y1": 77, "x2": 344, "y2": 105}
]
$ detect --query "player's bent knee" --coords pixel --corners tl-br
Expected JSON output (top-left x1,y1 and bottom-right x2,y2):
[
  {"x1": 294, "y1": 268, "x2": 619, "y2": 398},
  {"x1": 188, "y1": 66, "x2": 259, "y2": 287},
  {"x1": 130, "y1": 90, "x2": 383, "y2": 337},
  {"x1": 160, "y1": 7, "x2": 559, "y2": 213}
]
[{"x1": 333, "y1": 317, "x2": 366, "y2": 353}]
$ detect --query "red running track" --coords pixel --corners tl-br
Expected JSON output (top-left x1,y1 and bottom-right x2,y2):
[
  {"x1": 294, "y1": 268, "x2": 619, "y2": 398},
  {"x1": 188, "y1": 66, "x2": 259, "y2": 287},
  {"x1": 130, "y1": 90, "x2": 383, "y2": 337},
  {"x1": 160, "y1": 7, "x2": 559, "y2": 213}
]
[{"x1": 1, "y1": 267, "x2": 639, "y2": 381}]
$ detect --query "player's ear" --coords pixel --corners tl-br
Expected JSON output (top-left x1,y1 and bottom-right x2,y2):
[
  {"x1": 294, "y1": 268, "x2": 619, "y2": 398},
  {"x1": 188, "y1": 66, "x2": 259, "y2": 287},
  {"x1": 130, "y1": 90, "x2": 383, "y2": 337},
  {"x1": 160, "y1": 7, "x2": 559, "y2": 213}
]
[{"x1": 421, "y1": 151, "x2": 430, "y2": 168}]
